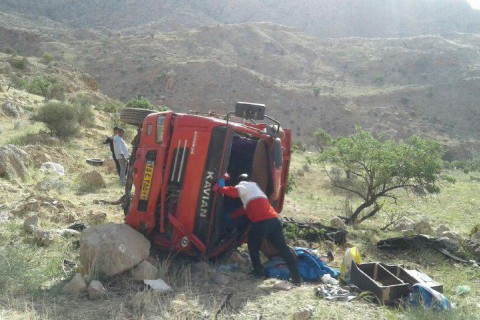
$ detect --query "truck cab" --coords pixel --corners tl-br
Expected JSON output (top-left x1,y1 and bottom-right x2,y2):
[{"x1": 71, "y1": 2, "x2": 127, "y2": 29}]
[{"x1": 121, "y1": 102, "x2": 292, "y2": 258}]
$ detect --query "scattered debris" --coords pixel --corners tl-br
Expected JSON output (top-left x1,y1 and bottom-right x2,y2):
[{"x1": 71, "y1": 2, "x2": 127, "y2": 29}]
[
  {"x1": 456, "y1": 285, "x2": 471, "y2": 296},
  {"x1": 377, "y1": 235, "x2": 474, "y2": 264},
  {"x1": 315, "y1": 283, "x2": 357, "y2": 301},
  {"x1": 143, "y1": 279, "x2": 172, "y2": 294},
  {"x1": 259, "y1": 279, "x2": 293, "y2": 292},
  {"x1": 281, "y1": 217, "x2": 347, "y2": 244},
  {"x1": 214, "y1": 292, "x2": 233, "y2": 320}
]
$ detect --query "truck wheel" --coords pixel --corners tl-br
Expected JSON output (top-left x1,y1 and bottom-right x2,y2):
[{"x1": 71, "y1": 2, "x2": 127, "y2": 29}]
[{"x1": 120, "y1": 108, "x2": 155, "y2": 126}]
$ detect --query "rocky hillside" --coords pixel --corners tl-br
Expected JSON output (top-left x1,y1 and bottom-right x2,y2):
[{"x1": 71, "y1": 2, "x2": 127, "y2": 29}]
[
  {"x1": 1, "y1": 0, "x2": 480, "y2": 38},
  {"x1": 0, "y1": 4, "x2": 479, "y2": 157}
]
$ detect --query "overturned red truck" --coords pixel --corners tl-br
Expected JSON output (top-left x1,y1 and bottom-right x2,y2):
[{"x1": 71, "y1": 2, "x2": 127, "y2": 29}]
[{"x1": 120, "y1": 102, "x2": 291, "y2": 258}]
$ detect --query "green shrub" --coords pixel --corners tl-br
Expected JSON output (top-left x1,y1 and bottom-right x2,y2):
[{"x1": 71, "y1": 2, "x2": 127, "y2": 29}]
[
  {"x1": 26, "y1": 76, "x2": 65, "y2": 100},
  {"x1": 76, "y1": 104, "x2": 95, "y2": 127},
  {"x1": 42, "y1": 52, "x2": 54, "y2": 64},
  {"x1": 126, "y1": 97, "x2": 155, "y2": 110},
  {"x1": 126, "y1": 97, "x2": 168, "y2": 111},
  {"x1": 10, "y1": 56, "x2": 27, "y2": 69},
  {"x1": 32, "y1": 101, "x2": 95, "y2": 139}
]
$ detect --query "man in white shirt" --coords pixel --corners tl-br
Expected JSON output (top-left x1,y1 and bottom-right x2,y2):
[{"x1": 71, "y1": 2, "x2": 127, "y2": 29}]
[{"x1": 113, "y1": 128, "x2": 129, "y2": 186}]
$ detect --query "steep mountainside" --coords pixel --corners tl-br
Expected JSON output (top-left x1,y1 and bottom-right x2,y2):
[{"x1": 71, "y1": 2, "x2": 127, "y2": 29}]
[{"x1": 1, "y1": 0, "x2": 480, "y2": 38}]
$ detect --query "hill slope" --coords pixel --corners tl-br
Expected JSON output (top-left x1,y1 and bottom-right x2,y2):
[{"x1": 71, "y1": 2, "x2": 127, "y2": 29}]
[{"x1": 1, "y1": 0, "x2": 480, "y2": 38}]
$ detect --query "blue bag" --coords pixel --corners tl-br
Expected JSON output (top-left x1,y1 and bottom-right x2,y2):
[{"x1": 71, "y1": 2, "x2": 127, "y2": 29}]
[
  {"x1": 264, "y1": 247, "x2": 340, "y2": 281},
  {"x1": 406, "y1": 283, "x2": 451, "y2": 311}
]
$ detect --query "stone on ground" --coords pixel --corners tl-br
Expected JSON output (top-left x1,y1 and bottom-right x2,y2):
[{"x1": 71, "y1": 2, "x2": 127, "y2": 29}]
[
  {"x1": 40, "y1": 162, "x2": 65, "y2": 175},
  {"x1": 144, "y1": 279, "x2": 173, "y2": 294},
  {"x1": 436, "y1": 225, "x2": 450, "y2": 236},
  {"x1": 293, "y1": 307, "x2": 314, "y2": 320},
  {"x1": 130, "y1": 260, "x2": 158, "y2": 280},
  {"x1": 0, "y1": 144, "x2": 29, "y2": 181},
  {"x1": 394, "y1": 217, "x2": 415, "y2": 231},
  {"x1": 330, "y1": 216, "x2": 346, "y2": 229},
  {"x1": 79, "y1": 223, "x2": 150, "y2": 277},
  {"x1": 472, "y1": 232, "x2": 480, "y2": 241},
  {"x1": 259, "y1": 279, "x2": 293, "y2": 292},
  {"x1": 23, "y1": 215, "x2": 39, "y2": 233},
  {"x1": 79, "y1": 170, "x2": 106, "y2": 189},
  {"x1": 441, "y1": 231, "x2": 463, "y2": 243},
  {"x1": 414, "y1": 220, "x2": 432, "y2": 234},
  {"x1": 87, "y1": 280, "x2": 107, "y2": 299},
  {"x1": 33, "y1": 229, "x2": 55, "y2": 246},
  {"x1": 63, "y1": 273, "x2": 87, "y2": 296}
]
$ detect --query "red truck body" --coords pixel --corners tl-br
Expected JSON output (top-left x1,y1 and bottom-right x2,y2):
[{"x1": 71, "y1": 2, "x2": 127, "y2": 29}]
[{"x1": 123, "y1": 105, "x2": 291, "y2": 258}]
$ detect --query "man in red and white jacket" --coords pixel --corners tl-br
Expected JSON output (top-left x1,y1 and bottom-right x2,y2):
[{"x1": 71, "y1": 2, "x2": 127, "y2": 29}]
[{"x1": 214, "y1": 173, "x2": 301, "y2": 284}]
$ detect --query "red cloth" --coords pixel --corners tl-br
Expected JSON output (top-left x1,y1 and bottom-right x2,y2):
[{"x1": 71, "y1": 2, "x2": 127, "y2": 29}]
[{"x1": 218, "y1": 186, "x2": 278, "y2": 222}]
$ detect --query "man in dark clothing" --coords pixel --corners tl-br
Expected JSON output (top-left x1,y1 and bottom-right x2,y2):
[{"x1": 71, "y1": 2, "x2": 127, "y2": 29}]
[
  {"x1": 214, "y1": 173, "x2": 302, "y2": 285},
  {"x1": 103, "y1": 126, "x2": 121, "y2": 176}
]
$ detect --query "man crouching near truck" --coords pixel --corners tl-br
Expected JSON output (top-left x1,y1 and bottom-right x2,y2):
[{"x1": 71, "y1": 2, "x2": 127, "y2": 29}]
[{"x1": 213, "y1": 173, "x2": 302, "y2": 285}]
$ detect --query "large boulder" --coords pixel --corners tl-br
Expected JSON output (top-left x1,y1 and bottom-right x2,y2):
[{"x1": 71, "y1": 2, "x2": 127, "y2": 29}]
[
  {"x1": 79, "y1": 223, "x2": 150, "y2": 277},
  {"x1": 0, "y1": 144, "x2": 29, "y2": 181}
]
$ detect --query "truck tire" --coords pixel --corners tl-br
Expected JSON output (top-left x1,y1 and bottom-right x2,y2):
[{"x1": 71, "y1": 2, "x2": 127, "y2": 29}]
[{"x1": 120, "y1": 108, "x2": 156, "y2": 126}]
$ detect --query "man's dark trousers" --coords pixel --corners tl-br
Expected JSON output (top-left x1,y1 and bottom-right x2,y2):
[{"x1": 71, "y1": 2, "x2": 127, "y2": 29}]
[{"x1": 248, "y1": 217, "x2": 301, "y2": 283}]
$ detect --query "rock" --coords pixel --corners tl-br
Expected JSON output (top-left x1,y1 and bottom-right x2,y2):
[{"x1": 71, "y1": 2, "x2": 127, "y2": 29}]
[
  {"x1": 437, "y1": 237, "x2": 460, "y2": 252},
  {"x1": 472, "y1": 232, "x2": 480, "y2": 241},
  {"x1": 441, "y1": 231, "x2": 463, "y2": 243},
  {"x1": 394, "y1": 217, "x2": 415, "y2": 231},
  {"x1": 87, "y1": 280, "x2": 107, "y2": 299},
  {"x1": 130, "y1": 261, "x2": 158, "y2": 280},
  {"x1": 293, "y1": 307, "x2": 314, "y2": 320},
  {"x1": 35, "y1": 177, "x2": 66, "y2": 191},
  {"x1": 2, "y1": 100, "x2": 24, "y2": 117},
  {"x1": 23, "y1": 215, "x2": 39, "y2": 233},
  {"x1": 296, "y1": 169, "x2": 305, "y2": 176},
  {"x1": 414, "y1": 220, "x2": 432, "y2": 235},
  {"x1": 79, "y1": 223, "x2": 150, "y2": 277},
  {"x1": 79, "y1": 170, "x2": 106, "y2": 189},
  {"x1": 213, "y1": 272, "x2": 230, "y2": 286},
  {"x1": 63, "y1": 273, "x2": 87, "y2": 296},
  {"x1": 436, "y1": 225, "x2": 450, "y2": 236},
  {"x1": 87, "y1": 212, "x2": 107, "y2": 224},
  {"x1": 33, "y1": 229, "x2": 55, "y2": 246},
  {"x1": 144, "y1": 279, "x2": 173, "y2": 294},
  {"x1": 83, "y1": 274, "x2": 92, "y2": 286},
  {"x1": 0, "y1": 144, "x2": 29, "y2": 181},
  {"x1": 330, "y1": 216, "x2": 346, "y2": 229},
  {"x1": 40, "y1": 162, "x2": 65, "y2": 176}
]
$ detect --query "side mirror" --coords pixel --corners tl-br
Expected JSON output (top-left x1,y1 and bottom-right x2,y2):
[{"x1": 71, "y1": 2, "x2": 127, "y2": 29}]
[{"x1": 235, "y1": 102, "x2": 265, "y2": 120}]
